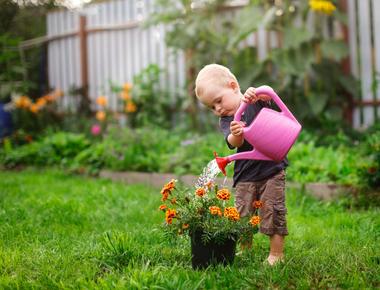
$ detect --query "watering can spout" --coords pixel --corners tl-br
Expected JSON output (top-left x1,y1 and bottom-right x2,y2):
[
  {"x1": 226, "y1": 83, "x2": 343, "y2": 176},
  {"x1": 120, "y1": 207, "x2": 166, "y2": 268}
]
[{"x1": 214, "y1": 151, "x2": 230, "y2": 176}]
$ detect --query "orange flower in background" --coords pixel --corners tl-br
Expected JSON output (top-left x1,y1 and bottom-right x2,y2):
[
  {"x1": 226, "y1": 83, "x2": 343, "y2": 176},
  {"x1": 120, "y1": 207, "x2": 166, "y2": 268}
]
[
  {"x1": 206, "y1": 181, "x2": 213, "y2": 190},
  {"x1": 224, "y1": 207, "x2": 240, "y2": 221},
  {"x1": 44, "y1": 94, "x2": 55, "y2": 102},
  {"x1": 36, "y1": 97, "x2": 47, "y2": 108},
  {"x1": 29, "y1": 104, "x2": 40, "y2": 114},
  {"x1": 253, "y1": 200, "x2": 263, "y2": 209},
  {"x1": 159, "y1": 204, "x2": 167, "y2": 211},
  {"x1": 250, "y1": 215, "x2": 261, "y2": 226},
  {"x1": 182, "y1": 223, "x2": 189, "y2": 229},
  {"x1": 96, "y1": 111, "x2": 106, "y2": 121},
  {"x1": 96, "y1": 96, "x2": 107, "y2": 106},
  {"x1": 15, "y1": 96, "x2": 32, "y2": 109},
  {"x1": 125, "y1": 101, "x2": 137, "y2": 113},
  {"x1": 120, "y1": 91, "x2": 131, "y2": 100},
  {"x1": 195, "y1": 187, "x2": 206, "y2": 197},
  {"x1": 171, "y1": 198, "x2": 177, "y2": 204},
  {"x1": 217, "y1": 188, "x2": 230, "y2": 201},
  {"x1": 209, "y1": 206, "x2": 222, "y2": 216},
  {"x1": 123, "y1": 82, "x2": 132, "y2": 92}
]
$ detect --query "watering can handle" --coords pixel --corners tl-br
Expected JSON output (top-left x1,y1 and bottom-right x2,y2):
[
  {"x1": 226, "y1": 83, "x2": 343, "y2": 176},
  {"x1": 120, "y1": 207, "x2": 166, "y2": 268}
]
[{"x1": 234, "y1": 85, "x2": 299, "y2": 123}]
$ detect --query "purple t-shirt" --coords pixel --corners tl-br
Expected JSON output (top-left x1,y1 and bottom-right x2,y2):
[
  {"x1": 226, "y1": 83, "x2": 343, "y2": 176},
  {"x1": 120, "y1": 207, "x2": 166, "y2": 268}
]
[{"x1": 219, "y1": 101, "x2": 288, "y2": 187}]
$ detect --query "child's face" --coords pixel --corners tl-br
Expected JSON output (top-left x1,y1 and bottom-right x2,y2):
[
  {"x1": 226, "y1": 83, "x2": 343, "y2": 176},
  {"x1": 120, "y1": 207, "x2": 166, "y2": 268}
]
[{"x1": 199, "y1": 81, "x2": 241, "y2": 117}]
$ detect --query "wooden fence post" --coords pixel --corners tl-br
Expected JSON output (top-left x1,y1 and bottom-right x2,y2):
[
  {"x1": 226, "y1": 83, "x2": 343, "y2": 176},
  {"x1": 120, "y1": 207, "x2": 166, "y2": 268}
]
[
  {"x1": 79, "y1": 15, "x2": 90, "y2": 113},
  {"x1": 340, "y1": 0, "x2": 354, "y2": 126}
]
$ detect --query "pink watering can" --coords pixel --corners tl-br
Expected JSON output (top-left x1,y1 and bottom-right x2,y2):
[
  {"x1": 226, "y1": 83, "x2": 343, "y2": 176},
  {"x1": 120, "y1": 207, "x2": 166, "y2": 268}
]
[{"x1": 214, "y1": 85, "x2": 302, "y2": 175}]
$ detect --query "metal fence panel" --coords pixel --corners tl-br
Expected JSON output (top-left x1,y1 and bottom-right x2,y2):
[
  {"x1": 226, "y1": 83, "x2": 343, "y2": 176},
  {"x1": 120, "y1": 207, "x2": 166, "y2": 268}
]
[{"x1": 46, "y1": 0, "x2": 379, "y2": 127}]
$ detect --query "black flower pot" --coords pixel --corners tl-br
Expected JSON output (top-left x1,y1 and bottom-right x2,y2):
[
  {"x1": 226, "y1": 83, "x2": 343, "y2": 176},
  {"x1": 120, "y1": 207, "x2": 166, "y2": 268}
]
[{"x1": 190, "y1": 230, "x2": 237, "y2": 269}]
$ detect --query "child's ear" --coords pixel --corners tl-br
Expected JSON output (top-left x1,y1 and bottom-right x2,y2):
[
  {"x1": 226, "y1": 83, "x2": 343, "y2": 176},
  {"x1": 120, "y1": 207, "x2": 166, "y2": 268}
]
[{"x1": 229, "y1": 81, "x2": 239, "y2": 92}]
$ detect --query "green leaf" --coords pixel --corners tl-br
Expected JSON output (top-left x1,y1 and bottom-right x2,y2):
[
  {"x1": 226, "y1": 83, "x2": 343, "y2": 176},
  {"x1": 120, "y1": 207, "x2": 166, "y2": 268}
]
[
  {"x1": 338, "y1": 74, "x2": 360, "y2": 99},
  {"x1": 227, "y1": 4, "x2": 264, "y2": 50},
  {"x1": 321, "y1": 40, "x2": 348, "y2": 61},
  {"x1": 333, "y1": 10, "x2": 348, "y2": 25},
  {"x1": 306, "y1": 92, "x2": 329, "y2": 116},
  {"x1": 283, "y1": 27, "x2": 313, "y2": 50}
]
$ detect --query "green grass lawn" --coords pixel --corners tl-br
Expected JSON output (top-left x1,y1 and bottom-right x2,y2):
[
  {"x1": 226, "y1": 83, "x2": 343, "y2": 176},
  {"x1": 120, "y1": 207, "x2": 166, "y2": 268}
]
[{"x1": 0, "y1": 169, "x2": 379, "y2": 289}]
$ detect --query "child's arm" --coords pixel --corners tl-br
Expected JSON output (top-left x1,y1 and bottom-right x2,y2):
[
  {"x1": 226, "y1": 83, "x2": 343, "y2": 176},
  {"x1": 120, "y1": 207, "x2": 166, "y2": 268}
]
[{"x1": 228, "y1": 121, "x2": 245, "y2": 148}]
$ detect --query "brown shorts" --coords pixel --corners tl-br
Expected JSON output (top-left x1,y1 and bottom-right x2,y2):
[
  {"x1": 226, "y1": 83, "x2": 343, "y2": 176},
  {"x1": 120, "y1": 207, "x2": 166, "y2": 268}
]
[{"x1": 235, "y1": 170, "x2": 288, "y2": 236}]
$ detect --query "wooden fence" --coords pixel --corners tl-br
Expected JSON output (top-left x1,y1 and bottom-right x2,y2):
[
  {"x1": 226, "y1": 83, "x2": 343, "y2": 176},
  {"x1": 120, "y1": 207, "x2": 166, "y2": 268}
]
[{"x1": 22, "y1": 0, "x2": 380, "y2": 128}]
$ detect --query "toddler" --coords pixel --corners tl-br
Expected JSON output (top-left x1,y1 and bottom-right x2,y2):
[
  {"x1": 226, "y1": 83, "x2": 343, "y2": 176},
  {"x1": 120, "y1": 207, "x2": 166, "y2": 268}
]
[{"x1": 195, "y1": 64, "x2": 288, "y2": 266}]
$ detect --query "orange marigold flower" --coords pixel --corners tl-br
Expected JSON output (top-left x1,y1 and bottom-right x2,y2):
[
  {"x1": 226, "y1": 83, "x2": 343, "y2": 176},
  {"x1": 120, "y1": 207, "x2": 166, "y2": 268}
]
[
  {"x1": 206, "y1": 181, "x2": 213, "y2": 190},
  {"x1": 217, "y1": 188, "x2": 230, "y2": 201},
  {"x1": 161, "y1": 189, "x2": 169, "y2": 201},
  {"x1": 253, "y1": 200, "x2": 263, "y2": 209},
  {"x1": 164, "y1": 179, "x2": 176, "y2": 190},
  {"x1": 250, "y1": 215, "x2": 261, "y2": 226},
  {"x1": 209, "y1": 206, "x2": 222, "y2": 216},
  {"x1": 158, "y1": 204, "x2": 167, "y2": 211},
  {"x1": 224, "y1": 207, "x2": 240, "y2": 221},
  {"x1": 195, "y1": 187, "x2": 206, "y2": 197},
  {"x1": 165, "y1": 208, "x2": 177, "y2": 221},
  {"x1": 125, "y1": 101, "x2": 137, "y2": 113},
  {"x1": 96, "y1": 111, "x2": 106, "y2": 121},
  {"x1": 182, "y1": 223, "x2": 189, "y2": 229},
  {"x1": 96, "y1": 96, "x2": 107, "y2": 106},
  {"x1": 165, "y1": 209, "x2": 175, "y2": 224},
  {"x1": 160, "y1": 179, "x2": 176, "y2": 200}
]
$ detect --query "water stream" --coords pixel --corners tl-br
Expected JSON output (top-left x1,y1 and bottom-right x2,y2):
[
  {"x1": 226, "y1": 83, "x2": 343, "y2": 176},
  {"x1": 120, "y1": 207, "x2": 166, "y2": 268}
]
[{"x1": 195, "y1": 159, "x2": 223, "y2": 188}]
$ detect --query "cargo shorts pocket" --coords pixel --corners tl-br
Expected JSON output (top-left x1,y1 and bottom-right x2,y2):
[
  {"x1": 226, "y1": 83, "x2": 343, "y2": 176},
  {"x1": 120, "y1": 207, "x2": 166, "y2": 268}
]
[{"x1": 273, "y1": 203, "x2": 287, "y2": 229}]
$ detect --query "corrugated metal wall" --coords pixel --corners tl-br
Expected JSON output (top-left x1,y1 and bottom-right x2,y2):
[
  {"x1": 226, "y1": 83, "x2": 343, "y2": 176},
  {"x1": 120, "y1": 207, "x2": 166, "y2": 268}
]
[
  {"x1": 46, "y1": 0, "x2": 379, "y2": 128},
  {"x1": 47, "y1": 0, "x2": 185, "y2": 112},
  {"x1": 348, "y1": 0, "x2": 380, "y2": 128}
]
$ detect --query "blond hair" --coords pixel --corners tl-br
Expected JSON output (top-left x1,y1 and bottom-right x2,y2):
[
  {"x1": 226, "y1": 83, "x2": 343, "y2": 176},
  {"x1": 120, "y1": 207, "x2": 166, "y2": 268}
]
[{"x1": 195, "y1": 64, "x2": 238, "y2": 99}]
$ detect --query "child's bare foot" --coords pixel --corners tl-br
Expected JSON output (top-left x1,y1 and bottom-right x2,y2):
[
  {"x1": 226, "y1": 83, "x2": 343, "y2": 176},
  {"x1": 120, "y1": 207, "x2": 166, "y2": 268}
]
[{"x1": 266, "y1": 254, "x2": 284, "y2": 266}]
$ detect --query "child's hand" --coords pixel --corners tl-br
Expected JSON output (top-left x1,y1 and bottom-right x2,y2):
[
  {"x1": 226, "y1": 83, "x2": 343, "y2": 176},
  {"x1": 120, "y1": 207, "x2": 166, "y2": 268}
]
[
  {"x1": 243, "y1": 87, "x2": 271, "y2": 103},
  {"x1": 230, "y1": 120, "x2": 245, "y2": 136}
]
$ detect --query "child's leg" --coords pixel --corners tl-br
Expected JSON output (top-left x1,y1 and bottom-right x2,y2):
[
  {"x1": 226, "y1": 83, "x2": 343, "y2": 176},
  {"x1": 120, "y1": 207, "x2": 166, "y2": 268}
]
[
  {"x1": 267, "y1": 234, "x2": 285, "y2": 265},
  {"x1": 270, "y1": 234, "x2": 284, "y2": 256},
  {"x1": 257, "y1": 170, "x2": 288, "y2": 265}
]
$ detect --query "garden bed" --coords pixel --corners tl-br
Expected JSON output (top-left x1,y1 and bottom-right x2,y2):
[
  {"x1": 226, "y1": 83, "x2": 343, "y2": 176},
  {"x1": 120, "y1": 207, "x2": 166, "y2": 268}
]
[{"x1": 99, "y1": 170, "x2": 356, "y2": 201}]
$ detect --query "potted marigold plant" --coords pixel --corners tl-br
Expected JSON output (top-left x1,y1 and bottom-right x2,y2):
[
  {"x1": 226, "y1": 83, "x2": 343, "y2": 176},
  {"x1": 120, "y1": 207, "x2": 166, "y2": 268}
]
[{"x1": 158, "y1": 179, "x2": 261, "y2": 269}]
